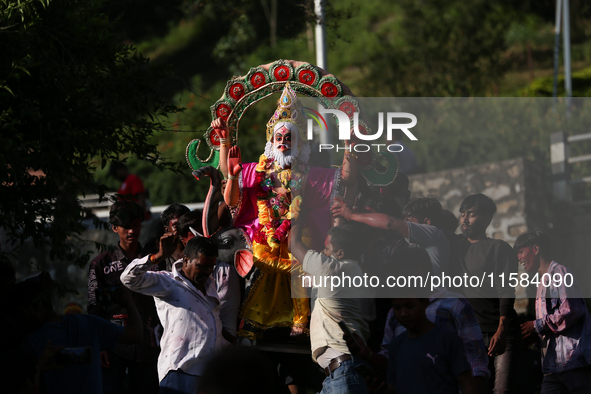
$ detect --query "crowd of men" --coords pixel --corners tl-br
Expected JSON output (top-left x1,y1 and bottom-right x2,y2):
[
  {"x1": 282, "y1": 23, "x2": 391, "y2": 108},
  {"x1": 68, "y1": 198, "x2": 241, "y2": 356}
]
[{"x1": 4, "y1": 187, "x2": 591, "y2": 394}]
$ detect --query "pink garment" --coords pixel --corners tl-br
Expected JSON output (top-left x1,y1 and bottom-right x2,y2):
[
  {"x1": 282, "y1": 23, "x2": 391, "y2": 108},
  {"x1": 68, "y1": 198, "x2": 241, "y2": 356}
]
[{"x1": 232, "y1": 162, "x2": 337, "y2": 252}]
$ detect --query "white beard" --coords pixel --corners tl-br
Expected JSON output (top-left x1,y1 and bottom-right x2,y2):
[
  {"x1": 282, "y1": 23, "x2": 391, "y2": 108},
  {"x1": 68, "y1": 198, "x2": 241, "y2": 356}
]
[
  {"x1": 264, "y1": 140, "x2": 310, "y2": 170},
  {"x1": 273, "y1": 149, "x2": 294, "y2": 169}
]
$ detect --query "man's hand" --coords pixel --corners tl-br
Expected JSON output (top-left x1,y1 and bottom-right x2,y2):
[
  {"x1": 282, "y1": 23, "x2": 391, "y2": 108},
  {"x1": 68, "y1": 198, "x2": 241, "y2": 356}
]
[
  {"x1": 100, "y1": 351, "x2": 110, "y2": 368},
  {"x1": 155, "y1": 232, "x2": 177, "y2": 262},
  {"x1": 331, "y1": 197, "x2": 353, "y2": 220},
  {"x1": 289, "y1": 221, "x2": 308, "y2": 264},
  {"x1": 343, "y1": 331, "x2": 371, "y2": 360},
  {"x1": 521, "y1": 320, "x2": 538, "y2": 346},
  {"x1": 487, "y1": 328, "x2": 507, "y2": 357},
  {"x1": 211, "y1": 118, "x2": 229, "y2": 140},
  {"x1": 228, "y1": 146, "x2": 242, "y2": 177}
]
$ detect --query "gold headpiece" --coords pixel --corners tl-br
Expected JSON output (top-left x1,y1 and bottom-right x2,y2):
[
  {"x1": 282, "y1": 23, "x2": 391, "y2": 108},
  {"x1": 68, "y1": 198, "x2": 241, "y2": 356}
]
[{"x1": 266, "y1": 82, "x2": 307, "y2": 142}]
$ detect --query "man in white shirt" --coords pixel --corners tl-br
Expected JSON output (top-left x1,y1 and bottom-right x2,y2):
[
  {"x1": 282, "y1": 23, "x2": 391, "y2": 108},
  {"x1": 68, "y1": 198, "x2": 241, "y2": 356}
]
[
  {"x1": 120, "y1": 235, "x2": 227, "y2": 394},
  {"x1": 176, "y1": 210, "x2": 241, "y2": 343}
]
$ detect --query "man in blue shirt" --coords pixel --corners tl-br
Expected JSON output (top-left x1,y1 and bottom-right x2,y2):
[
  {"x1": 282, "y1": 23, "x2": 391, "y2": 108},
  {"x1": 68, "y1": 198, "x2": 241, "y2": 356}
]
[{"x1": 18, "y1": 274, "x2": 143, "y2": 394}]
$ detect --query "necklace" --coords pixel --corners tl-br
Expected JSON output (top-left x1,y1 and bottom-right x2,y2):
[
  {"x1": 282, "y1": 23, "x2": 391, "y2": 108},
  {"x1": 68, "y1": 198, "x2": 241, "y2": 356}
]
[{"x1": 254, "y1": 154, "x2": 305, "y2": 249}]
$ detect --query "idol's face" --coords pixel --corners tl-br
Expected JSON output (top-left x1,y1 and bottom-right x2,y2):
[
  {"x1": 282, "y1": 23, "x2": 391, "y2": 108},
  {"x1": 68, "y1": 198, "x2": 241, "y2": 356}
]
[{"x1": 273, "y1": 127, "x2": 292, "y2": 153}]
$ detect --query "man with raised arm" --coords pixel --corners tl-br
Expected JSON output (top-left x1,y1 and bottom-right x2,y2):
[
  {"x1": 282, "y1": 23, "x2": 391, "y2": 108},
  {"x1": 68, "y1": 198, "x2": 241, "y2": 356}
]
[
  {"x1": 331, "y1": 196, "x2": 450, "y2": 274},
  {"x1": 121, "y1": 236, "x2": 227, "y2": 394},
  {"x1": 290, "y1": 221, "x2": 371, "y2": 394}
]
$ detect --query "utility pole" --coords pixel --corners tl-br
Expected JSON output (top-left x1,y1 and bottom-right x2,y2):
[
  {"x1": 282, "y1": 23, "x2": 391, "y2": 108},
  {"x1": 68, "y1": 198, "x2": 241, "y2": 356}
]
[
  {"x1": 552, "y1": 0, "x2": 562, "y2": 107},
  {"x1": 563, "y1": 0, "x2": 572, "y2": 112},
  {"x1": 314, "y1": 0, "x2": 332, "y2": 154},
  {"x1": 553, "y1": 0, "x2": 572, "y2": 113},
  {"x1": 315, "y1": 0, "x2": 327, "y2": 71}
]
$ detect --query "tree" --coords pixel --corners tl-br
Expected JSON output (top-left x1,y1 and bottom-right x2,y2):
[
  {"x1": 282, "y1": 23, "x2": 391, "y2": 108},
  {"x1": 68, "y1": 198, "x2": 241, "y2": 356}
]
[
  {"x1": 0, "y1": 0, "x2": 180, "y2": 266},
  {"x1": 365, "y1": 0, "x2": 510, "y2": 97}
]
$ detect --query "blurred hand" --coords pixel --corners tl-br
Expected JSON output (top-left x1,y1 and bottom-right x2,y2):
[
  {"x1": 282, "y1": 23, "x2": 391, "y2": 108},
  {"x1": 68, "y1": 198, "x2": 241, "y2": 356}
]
[
  {"x1": 521, "y1": 321, "x2": 538, "y2": 346},
  {"x1": 159, "y1": 232, "x2": 178, "y2": 258},
  {"x1": 487, "y1": 329, "x2": 507, "y2": 357},
  {"x1": 331, "y1": 197, "x2": 353, "y2": 220},
  {"x1": 100, "y1": 350, "x2": 110, "y2": 368},
  {"x1": 343, "y1": 331, "x2": 371, "y2": 360}
]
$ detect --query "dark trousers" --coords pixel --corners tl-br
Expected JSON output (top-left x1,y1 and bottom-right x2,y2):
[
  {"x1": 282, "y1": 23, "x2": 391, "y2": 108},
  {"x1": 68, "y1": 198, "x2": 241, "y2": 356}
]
[
  {"x1": 541, "y1": 366, "x2": 591, "y2": 394},
  {"x1": 482, "y1": 324, "x2": 523, "y2": 393},
  {"x1": 102, "y1": 350, "x2": 159, "y2": 394}
]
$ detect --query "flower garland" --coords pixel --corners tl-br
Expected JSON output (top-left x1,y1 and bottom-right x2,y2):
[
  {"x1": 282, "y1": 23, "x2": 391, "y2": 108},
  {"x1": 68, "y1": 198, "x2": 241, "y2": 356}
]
[{"x1": 254, "y1": 154, "x2": 307, "y2": 250}]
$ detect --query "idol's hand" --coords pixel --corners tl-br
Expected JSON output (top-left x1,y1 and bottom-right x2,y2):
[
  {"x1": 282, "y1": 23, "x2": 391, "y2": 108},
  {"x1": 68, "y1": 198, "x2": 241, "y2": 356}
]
[
  {"x1": 228, "y1": 146, "x2": 243, "y2": 177},
  {"x1": 211, "y1": 118, "x2": 230, "y2": 140}
]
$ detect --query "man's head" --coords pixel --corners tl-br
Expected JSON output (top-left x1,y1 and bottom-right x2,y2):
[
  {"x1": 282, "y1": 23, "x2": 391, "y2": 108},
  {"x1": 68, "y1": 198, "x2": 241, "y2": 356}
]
[
  {"x1": 514, "y1": 230, "x2": 553, "y2": 273},
  {"x1": 108, "y1": 161, "x2": 129, "y2": 182},
  {"x1": 12, "y1": 272, "x2": 55, "y2": 330},
  {"x1": 109, "y1": 200, "x2": 144, "y2": 247},
  {"x1": 182, "y1": 237, "x2": 218, "y2": 287},
  {"x1": 391, "y1": 298, "x2": 430, "y2": 331},
  {"x1": 403, "y1": 197, "x2": 442, "y2": 227},
  {"x1": 459, "y1": 193, "x2": 496, "y2": 239},
  {"x1": 356, "y1": 185, "x2": 403, "y2": 220},
  {"x1": 161, "y1": 203, "x2": 190, "y2": 233},
  {"x1": 323, "y1": 225, "x2": 359, "y2": 261},
  {"x1": 177, "y1": 210, "x2": 204, "y2": 246}
]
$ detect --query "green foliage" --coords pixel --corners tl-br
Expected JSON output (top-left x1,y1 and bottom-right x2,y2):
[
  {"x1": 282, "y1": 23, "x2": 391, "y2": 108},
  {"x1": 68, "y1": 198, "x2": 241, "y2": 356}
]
[
  {"x1": 0, "y1": 0, "x2": 180, "y2": 266},
  {"x1": 366, "y1": 0, "x2": 511, "y2": 96},
  {"x1": 94, "y1": 0, "x2": 591, "y2": 207},
  {"x1": 408, "y1": 99, "x2": 558, "y2": 174},
  {"x1": 519, "y1": 66, "x2": 591, "y2": 97},
  {"x1": 505, "y1": 14, "x2": 553, "y2": 48}
]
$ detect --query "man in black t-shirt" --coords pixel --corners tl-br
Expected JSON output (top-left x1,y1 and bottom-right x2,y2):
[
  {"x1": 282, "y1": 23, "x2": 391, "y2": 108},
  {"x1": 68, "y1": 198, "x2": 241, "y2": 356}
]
[
  {"x1": 88, "y1": 200, "x2": 160, "y2": 394},
  {"x1": 455, "y1": 193, "x2": 522, "y2": 393}
]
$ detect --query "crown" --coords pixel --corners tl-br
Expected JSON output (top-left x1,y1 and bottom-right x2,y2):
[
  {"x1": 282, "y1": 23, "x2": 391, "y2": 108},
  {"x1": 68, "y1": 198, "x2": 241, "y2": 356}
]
[{"x1": 266, "y1": 82, "x2": 307, "y2": 142}]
